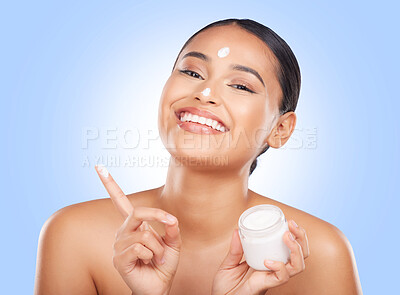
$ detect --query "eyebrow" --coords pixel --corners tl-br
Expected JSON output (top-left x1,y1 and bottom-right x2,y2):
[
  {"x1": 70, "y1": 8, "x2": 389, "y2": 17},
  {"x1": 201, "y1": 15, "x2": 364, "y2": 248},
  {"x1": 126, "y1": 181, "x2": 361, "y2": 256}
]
[
  {"x1": 182, "y1": 51, "x2": 210, "y2": 62},
  {"x1": 181, "y1": 51, "x2": 265, "y2": 87}
]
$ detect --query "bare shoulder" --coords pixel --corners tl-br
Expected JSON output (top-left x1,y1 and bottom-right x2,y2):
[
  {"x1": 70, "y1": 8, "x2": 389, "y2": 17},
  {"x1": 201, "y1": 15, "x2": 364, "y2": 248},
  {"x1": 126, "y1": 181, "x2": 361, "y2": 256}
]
[
  {"x1": 39, "y1": 186, "x2": 161, "y2": 246},
  {"x1": 37, "y1": 187, "x2": 157, "y2": 261},
  {"x1": 44, "y1": 185, "x2": 161, "y2": 228},
  {"x1": 250, "y1": 191, "x2": 363, "y2": 294},
  {"x1": 250, "y1": 190, "x2": 353, "y2": 249}
]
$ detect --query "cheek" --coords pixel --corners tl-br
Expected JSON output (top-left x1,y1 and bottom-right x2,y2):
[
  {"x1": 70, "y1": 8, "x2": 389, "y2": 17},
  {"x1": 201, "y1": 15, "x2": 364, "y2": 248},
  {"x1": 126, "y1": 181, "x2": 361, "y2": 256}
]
[
  {"x1": 160, "y1": 77, "x2": 180, "y2": 106},
  {"x1": 235, "y1": 100, "x2": 268, "y2": 130},
  {"x1": 159, "y1": 78, "x2": 182, "y2": 120},
  {"x1": 158, "y1": 79, "x2": 174, "y2": 140},
  {"x1": 158, "y1": 76, "x2": 193, "y2": 149},
  {"x1": 227, "y1": 99, "x2": 272, "y2": 154}
]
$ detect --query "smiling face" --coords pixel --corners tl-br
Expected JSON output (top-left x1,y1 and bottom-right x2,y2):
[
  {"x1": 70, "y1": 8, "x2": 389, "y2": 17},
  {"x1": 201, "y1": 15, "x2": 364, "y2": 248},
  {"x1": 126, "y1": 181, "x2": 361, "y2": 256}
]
[{"x1": 158, "y1": 24, "x2": 290, "y2": 173}]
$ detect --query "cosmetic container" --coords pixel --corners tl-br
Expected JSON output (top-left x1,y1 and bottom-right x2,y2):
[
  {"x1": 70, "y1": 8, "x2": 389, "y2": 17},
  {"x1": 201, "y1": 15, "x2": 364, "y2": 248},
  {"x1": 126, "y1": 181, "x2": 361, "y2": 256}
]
[{"x1": 238, "y1": 204, "x2": 291, "y2": 271}]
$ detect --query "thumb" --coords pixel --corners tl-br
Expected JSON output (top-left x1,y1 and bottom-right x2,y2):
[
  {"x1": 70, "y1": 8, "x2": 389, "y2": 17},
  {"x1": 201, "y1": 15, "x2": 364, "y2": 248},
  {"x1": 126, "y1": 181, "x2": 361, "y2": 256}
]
[
  {"x1": 163, "y1": 219, "x2": 182, "y2": 251},
  {"x1": 219, "y1": 228, "x2": 244, "y2": 270}
]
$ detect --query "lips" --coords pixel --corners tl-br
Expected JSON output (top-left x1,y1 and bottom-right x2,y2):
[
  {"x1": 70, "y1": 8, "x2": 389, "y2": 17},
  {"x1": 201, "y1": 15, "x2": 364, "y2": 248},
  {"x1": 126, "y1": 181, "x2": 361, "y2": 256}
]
[{"x1": 174, "y1": 107, "x2": 229, "y2": 131}]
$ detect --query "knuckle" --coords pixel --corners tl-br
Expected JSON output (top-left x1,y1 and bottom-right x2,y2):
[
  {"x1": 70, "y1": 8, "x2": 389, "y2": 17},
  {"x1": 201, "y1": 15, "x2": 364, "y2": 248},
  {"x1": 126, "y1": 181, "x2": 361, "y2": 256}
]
[
  {"x1": 142, "y1": 231, "x2": 152, "y2": 241},
  {"x1": 132, "y1": 243, "x2": 142, "y2": 254}
]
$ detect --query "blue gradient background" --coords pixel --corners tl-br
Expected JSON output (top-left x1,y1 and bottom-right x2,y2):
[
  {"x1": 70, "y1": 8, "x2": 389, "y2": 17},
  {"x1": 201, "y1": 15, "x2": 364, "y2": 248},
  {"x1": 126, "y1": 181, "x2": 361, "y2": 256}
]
[{"x1": 1, "y1": 1, "x2": 398, "y2": 293}]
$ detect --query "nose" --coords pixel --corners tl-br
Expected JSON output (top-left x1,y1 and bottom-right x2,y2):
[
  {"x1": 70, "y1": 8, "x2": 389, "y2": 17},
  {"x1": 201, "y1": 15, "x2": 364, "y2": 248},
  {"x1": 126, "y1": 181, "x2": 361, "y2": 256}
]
[{"x1": 194, "y1": 87, "x2": 220, "y2": 105}]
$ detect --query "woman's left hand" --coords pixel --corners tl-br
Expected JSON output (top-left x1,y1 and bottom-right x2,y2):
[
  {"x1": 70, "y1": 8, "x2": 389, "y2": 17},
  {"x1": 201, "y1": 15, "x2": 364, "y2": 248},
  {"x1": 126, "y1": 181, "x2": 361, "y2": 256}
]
[{"x1": 211, "y1": 220, "x2": 309, "y2": 295}]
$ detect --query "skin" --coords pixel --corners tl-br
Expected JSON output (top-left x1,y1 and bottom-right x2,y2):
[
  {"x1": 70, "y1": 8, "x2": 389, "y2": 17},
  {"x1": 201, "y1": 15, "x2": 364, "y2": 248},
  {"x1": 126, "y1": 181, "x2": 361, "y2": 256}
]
[{"x1": 34, "y1": 25, "x2": 363, "y2": 294}]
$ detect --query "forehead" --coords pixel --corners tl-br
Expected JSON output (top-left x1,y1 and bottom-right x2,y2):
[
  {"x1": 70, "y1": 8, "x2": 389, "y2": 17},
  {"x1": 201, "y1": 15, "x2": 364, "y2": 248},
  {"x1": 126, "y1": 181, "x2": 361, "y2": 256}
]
[{"x1": 179, "y1": 25, "x2": 279, "y2": 75}]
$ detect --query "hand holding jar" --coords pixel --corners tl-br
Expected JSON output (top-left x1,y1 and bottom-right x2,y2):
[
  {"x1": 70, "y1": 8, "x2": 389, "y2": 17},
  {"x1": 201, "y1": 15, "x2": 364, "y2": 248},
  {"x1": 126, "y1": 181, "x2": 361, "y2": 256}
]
[{"x1": 211, "y1": 205, "x2": 309, "y2": 295}]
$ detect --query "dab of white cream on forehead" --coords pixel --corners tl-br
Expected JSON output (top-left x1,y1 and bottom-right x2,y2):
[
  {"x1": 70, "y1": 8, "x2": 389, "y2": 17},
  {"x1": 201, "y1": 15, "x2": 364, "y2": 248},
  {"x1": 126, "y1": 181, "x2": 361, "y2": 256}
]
[
  {"x1": 202, "y1": 88, "x2": 211, "y2": 96},
  {"x1": 217, "y1": 47, "x2": 230, "y2": 58}
]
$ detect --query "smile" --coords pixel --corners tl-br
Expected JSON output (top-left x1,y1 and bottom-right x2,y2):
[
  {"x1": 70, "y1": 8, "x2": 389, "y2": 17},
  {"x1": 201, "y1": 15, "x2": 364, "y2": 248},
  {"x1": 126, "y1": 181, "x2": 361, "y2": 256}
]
[{"x1": 174, "y1": 107, "x2": 229, "y2": 134}]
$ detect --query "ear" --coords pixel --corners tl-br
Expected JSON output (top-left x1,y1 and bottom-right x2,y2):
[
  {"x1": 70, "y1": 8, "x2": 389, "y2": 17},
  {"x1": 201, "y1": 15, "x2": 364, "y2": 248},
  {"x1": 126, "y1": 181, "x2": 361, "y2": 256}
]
[{"x1": 265, "y1": 112, "x2": 297, "y2": 148}]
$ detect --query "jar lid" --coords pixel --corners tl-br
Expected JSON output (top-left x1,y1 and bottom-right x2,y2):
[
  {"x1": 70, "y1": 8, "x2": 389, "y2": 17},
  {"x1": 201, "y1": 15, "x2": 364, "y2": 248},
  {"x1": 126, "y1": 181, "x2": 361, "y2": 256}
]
[{"x1": 238, "y1": 204, "x2": 286, "y2": 236}]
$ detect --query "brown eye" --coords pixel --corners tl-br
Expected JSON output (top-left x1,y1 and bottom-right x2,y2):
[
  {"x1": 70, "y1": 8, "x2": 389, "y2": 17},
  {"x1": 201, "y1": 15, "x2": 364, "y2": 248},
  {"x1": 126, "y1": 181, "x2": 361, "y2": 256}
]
[
  {"x1": 229, "y1": 83, "x2": 255, "y2": 94},
  {"x1": 179, "y1": 70, "x2": 204, "y2": 80}
]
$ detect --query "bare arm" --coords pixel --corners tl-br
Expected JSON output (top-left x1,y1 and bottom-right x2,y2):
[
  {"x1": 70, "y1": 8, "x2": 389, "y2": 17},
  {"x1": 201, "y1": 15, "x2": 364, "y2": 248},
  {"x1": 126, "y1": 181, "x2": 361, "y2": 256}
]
[{"x1": 34, "y1": 206, "x2": 98, "y2": 295}]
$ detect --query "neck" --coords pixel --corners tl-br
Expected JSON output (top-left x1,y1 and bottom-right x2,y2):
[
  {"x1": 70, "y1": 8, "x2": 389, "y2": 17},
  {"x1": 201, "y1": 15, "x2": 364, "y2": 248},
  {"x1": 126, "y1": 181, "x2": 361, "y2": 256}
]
[{"x1": 157, "y1": 157, "x2": 252, "y2": 248}]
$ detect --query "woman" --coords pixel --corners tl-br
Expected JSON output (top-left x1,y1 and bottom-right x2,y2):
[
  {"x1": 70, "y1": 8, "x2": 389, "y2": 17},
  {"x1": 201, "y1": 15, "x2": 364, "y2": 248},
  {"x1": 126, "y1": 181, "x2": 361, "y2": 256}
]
[{"x1": 34, "y1": 18, "x2": 362, "y2": 294}]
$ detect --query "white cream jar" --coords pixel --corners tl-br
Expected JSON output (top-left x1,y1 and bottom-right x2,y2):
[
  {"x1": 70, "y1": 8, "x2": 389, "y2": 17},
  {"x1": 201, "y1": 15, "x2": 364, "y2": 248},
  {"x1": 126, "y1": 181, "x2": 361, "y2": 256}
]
[{"x1": 238, "y1": 204, "x2": 291, "y2": 271}]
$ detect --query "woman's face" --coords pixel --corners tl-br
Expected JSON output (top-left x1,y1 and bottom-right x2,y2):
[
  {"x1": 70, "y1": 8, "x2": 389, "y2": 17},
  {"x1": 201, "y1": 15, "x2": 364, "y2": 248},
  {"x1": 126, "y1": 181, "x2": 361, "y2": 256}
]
[{"x1": 158, "y1": 25, "x2": 285, "y2": 173}]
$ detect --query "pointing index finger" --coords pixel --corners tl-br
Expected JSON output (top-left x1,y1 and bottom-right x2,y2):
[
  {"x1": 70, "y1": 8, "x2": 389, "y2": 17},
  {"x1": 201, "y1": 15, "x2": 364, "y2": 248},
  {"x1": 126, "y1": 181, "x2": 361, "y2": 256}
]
[{"x1": 95, "y1": 164, "x2": 133, "y2": 218}]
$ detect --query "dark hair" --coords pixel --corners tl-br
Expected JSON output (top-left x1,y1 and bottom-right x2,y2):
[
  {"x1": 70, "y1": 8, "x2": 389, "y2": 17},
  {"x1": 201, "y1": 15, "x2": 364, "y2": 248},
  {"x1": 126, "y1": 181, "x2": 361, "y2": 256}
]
[{"x1": 172, "y1": 18, "x2": 301, "y2": 176}]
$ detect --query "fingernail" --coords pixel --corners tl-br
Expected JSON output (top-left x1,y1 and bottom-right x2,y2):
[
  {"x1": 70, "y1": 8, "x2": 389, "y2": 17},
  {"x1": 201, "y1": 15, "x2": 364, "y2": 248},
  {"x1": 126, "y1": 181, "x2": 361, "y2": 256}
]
[
  {"x1": 166, "y1": 214, "x2": 177, "y2": 224},
  {"x1": 265, "y1": 260, "x2": 275, "y2": 265},
  {"x1": 291, "y1": 220, "x2": 298, "y2": 228},
  {"x1": 96, "y1": 164, "x2": 109, "y2": 178},
  {"x1": 289, "y1": 232, "x2": 295, "y2": 241}
]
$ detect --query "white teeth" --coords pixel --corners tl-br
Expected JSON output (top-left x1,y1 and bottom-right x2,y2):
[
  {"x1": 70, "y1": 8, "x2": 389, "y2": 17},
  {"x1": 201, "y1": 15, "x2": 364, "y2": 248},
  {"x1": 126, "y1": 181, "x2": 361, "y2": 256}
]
[
  {"x1": 199, "y1": 117, "x2": 206, "y2": 124},
  {"x1": 179, "y1": 111, "x2": 227, "y2": 132}
]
